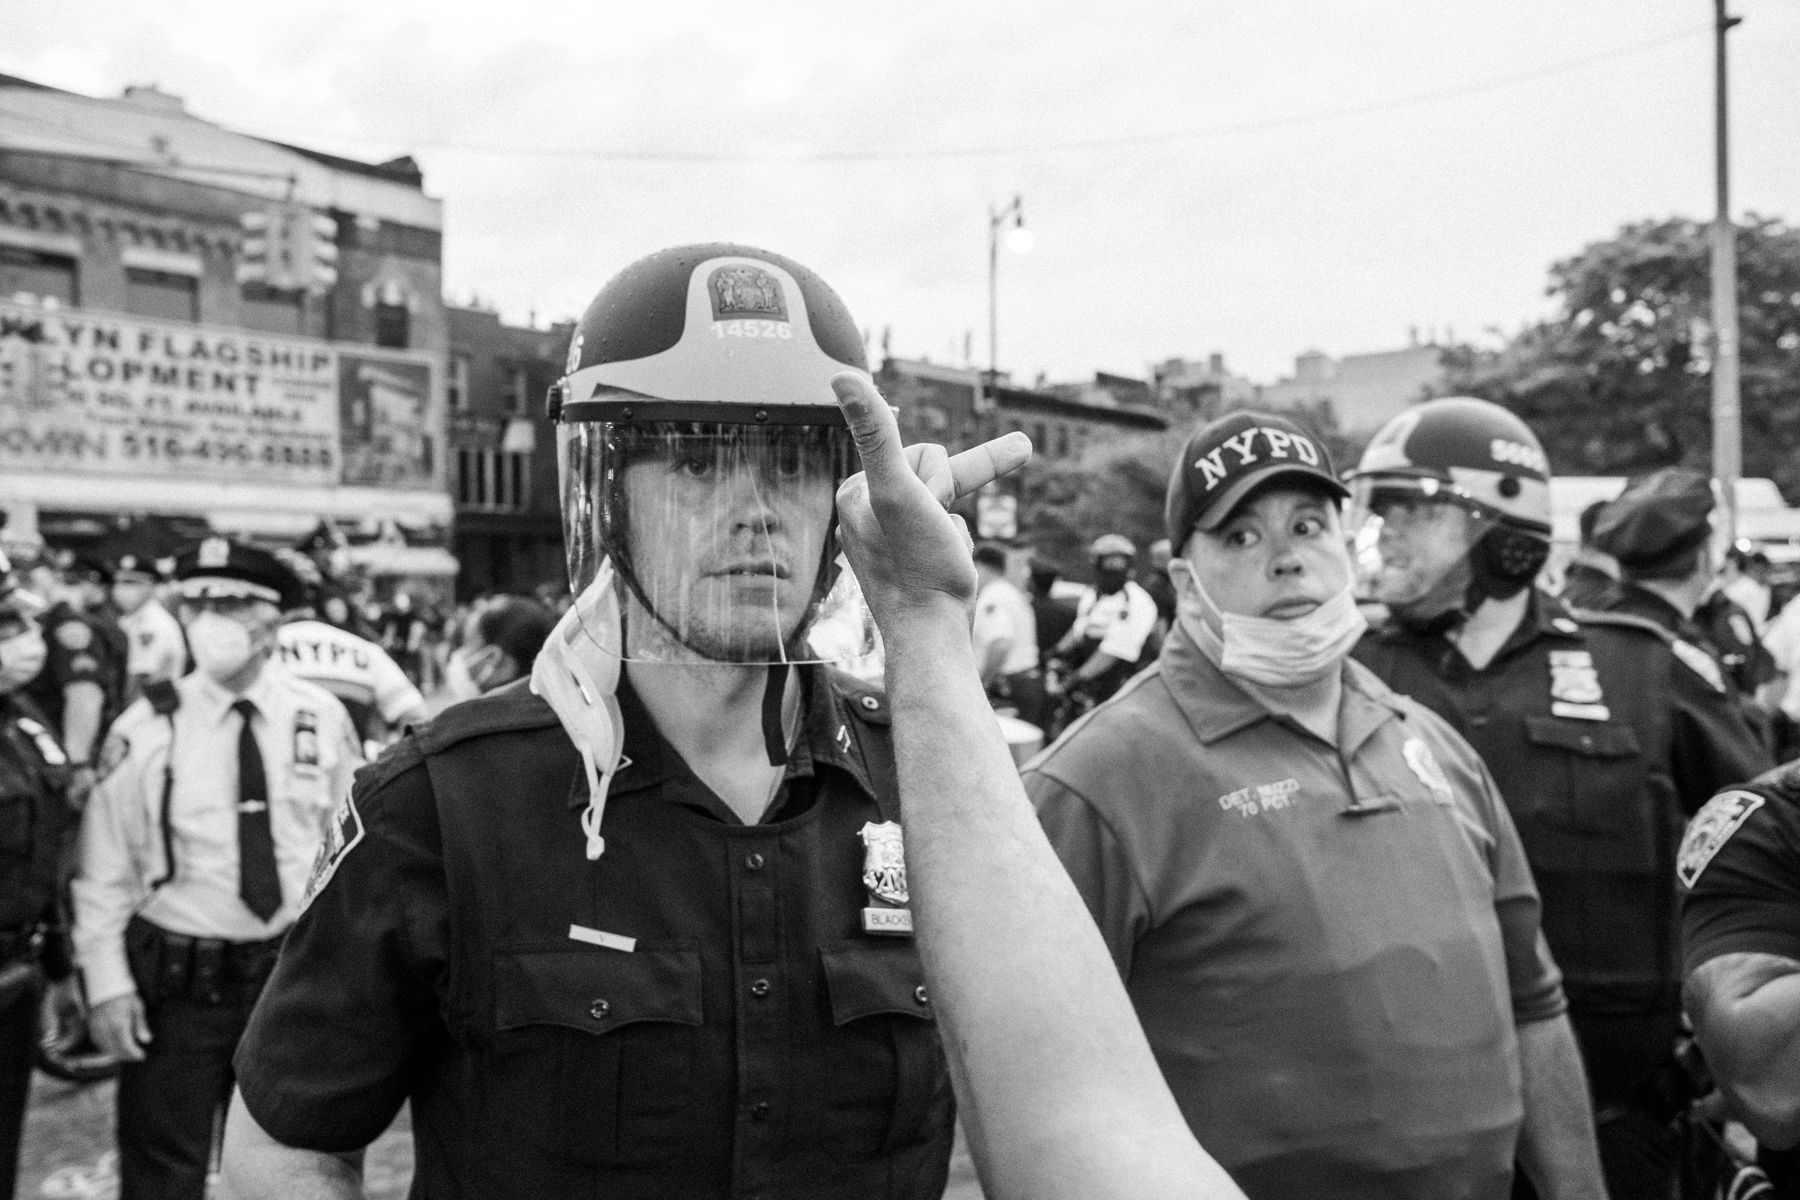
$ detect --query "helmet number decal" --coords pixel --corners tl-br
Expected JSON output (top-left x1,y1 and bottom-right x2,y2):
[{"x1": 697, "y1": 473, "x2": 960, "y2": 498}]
[
  {"x1": 712, "y1": 320, "x2": 793, "y2": 340},
  {"x1": 1489, "y1": 438, "x2": 1547, "y2": 475}
]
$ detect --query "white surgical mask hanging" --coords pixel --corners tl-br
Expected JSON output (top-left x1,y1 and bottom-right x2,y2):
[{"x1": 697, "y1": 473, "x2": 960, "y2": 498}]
[{"x1": 1171, "y1": 559, "x2": 1366, "y2": 687}]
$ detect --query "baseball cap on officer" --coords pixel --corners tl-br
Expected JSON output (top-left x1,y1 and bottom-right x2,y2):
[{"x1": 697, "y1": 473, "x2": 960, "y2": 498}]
[
  {"x1": 172, "y1": 536, "x2": 307, "y2": 611},
  {"x1": 1590, "y1": 467, "x2": 1716, "y2": 580},
  {"x1": 1165, "y1": 410, "x2": 1347, "y2": 549},
  {"x1": 553, "y1": 242, "x2": 867, "y2": 665}
]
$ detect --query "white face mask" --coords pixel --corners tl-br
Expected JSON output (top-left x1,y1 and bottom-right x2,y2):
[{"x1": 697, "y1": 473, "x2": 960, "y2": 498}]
[
  {"x1": 444, "y1": 648, "x2": 485, "y2": 703},
  {"x1": 187, "y1": 612, "x2": 257, "y2": 682},
  {"x1": 1173, "y1": 560, "x2": 1367, "y2": 687},
  {"x1": 0, "y1": 629, "x2": 47, "y2": 692}
]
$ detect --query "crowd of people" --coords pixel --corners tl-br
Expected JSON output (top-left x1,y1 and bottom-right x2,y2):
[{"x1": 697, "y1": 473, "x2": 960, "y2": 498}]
[{"x1": 0, "y1": 241, "x2": 1793, "y2": 1200}]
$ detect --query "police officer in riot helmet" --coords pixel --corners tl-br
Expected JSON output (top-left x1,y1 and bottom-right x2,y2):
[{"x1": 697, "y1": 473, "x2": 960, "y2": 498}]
[
  {"x1": 223, "y1": 245, "x2": 954, "y2": 1199},
  {"x1": 0, "y1": 552, "x2": 81, "y2": 1200},
  {"x1": 1349, "y1": 398, "x2": 1772, "y2": 1200},
  {"x1": 1051, "y1": 534, "x2": 1159, "y2": 705}
]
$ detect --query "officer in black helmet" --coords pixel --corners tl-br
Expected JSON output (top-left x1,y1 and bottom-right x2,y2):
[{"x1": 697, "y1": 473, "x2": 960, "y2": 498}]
[
  {"x1": 1348, "y1": 399, "x2": 1772, "y2": 1200},
  {"x1": 224, "y1": 245, "x2": 955, "y2": 1200},
  {"x1": 0, "y1": 551, "x2": 80, "y2": 1200}
]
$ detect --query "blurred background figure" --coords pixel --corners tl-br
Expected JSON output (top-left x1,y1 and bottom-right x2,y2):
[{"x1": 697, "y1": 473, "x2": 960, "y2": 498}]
[
  {"x1": 1143, "y1": 538, "x2": 1178, "y2": 643},
  {"x1": 1560, "y1": 500, "x2": 1620, "y2": 611},
  {"x1": 377, "y1": 593, "x2": 425, "y2": 686},
  {"x1": 1027, "y1": 554, "x2": 1076, "y2": 668},
  {"x1": 443, "y1": 596, "x2": 555, "y2": 702},
  {"x1": 1719, "y1": 542, "x2": 1774, "y2": 635},
  {"x1": 99, "y1": 538, "x2": 186, "y2": 703},
  {"x1": 970, "y1": 543, "x2": 1045, "y2": 731},
  {"x1": 1049, "y1": 534, "x2": 1158, "y2": 709},
  {"x1": 21, "y1": 550, "x2": 126, "y2": 803}
]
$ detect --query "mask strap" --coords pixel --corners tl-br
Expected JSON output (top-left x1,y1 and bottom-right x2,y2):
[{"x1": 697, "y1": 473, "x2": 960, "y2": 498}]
[{"x1": 761, "y1": 663, "x2": 790, "y2": 766}]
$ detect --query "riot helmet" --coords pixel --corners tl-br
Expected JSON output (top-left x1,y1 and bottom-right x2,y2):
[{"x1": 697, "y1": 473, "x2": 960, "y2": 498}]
[
  {"x1": 1346, "y1": 397, "x2": 1553, "y2": 627},
  {"x1": 552, "y1": 244, "x2": 867, "y2": 666}
]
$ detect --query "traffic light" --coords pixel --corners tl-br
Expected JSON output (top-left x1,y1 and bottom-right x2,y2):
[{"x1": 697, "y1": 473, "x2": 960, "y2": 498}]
[{"x1": 237, "y1": 204, "x2": 338, "y2": 293}]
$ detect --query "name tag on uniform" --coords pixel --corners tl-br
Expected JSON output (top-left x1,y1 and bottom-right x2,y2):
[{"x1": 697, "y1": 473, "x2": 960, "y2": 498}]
[
  {"x1": 1551, "y1": 701, "x2": 1611, "y2": 721},
  {"x1": 568, "y1": 924, "x2": 636, "y2": 953},
  {"x1": 862, "y1": 907, "x2": 914, "y2": 935}
]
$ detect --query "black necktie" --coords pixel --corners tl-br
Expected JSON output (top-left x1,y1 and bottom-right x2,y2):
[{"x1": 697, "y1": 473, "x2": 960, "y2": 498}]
[{"x1": 233, "y1": 699, "x2": 282, "y2": 922}]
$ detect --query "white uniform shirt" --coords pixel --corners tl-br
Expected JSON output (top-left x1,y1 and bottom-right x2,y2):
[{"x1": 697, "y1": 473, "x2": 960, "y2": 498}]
[
  {"x1": 1072, "y1": 580, "x2": 1159, "y2": 664},
  {"x1": 118, "y1": 599, "x2": 186, "y2": 685},
  {"x1": 72, "y1": 661, "x2": 362, "y2": 1006},
  {"x1": 1764, "y1": 602, "x2": 1800, "y2": 720},
  {"x1": 276, "y1": 619, "x2": 424, "y2": 725},
  {"x1": 973, "y1": 578, "x2": 1040, "y2": 676}
]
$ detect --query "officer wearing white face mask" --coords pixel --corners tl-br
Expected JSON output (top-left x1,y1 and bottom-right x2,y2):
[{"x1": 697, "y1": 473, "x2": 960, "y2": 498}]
[
  {"x1": 1027, "y1": 411, "x2": 1605, "y2": 1200},
  {"x1": 442, "y1": 595, "x2": 554, "y2": 703},
  {"x1": 71, "y1": 536, "x2": 361, "y2": 1200}
]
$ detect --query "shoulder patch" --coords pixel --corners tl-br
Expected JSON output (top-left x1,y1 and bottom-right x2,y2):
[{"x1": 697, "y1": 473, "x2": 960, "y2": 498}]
[
  {"x1": 95, "y1": 731, "x2": 130, "y2": 782},
  {"x1": 1678, "y1": 790, "x2": 1766, "y2": 888},
  {"x1": 1670, "y1": 639, "x2": 1726, "y2": 693},
  {"x1": 54, "y1": 621, "x2": 91, "y2": 651},
  {"x1": 299, "y1": 792, "x2": 365, "y2": 912}
]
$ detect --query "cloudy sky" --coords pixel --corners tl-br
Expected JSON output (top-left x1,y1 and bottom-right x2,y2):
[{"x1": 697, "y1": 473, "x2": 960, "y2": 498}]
[{"x1": 7, "y1": 0, "x2": 1798, "y2": 385}]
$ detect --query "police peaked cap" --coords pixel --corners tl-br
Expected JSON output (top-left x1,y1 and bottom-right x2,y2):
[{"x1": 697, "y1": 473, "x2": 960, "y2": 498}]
[
  {"x1": 1590, "y1": 467, "x2": 1716, "y2": 576},
  {"x1": 172, "y1": 537, "x2": 307, "y2": 611}
]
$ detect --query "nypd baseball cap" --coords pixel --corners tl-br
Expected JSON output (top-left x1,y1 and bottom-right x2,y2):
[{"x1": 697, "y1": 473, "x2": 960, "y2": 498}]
[{"x1": 1165, "y1": 410, "x2": 1348, "y2": 548}]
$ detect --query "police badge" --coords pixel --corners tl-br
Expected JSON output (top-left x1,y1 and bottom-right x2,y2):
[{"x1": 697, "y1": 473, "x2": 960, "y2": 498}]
[
  {"x1": 858, "y1": 820, "x2": 912, "y2": 936},
  {"x1": 292, "y1": 709, "x2": 321, "y2": 776}
]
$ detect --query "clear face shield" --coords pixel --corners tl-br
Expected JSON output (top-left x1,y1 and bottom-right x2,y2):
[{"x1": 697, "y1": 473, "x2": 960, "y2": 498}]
[
  {"x1": 1345, "y1": 475, "x2": 1489, "y2": 606},
  {"x1": 559, "y1": 414, "x2": 861, "y2": 665}
]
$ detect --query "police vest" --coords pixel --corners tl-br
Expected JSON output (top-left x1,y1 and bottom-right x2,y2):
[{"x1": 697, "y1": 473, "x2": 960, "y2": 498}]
[{"x1": 408, "y1": 679, "x2": 954, "y2": 1200}]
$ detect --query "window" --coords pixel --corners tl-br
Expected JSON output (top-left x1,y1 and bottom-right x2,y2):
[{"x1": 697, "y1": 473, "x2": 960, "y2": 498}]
[
  {"x1": 504, "y1": 368, "x2": 528, "y2": 415},
  {"x1": 448, "y1": 354, "x2": 471, "y2": 412},
  {"x1": 456, "y1": 447, "x2": 531, "y2": 510},
  {"x1": 1033, "y1": 423, "x2": 1048, "y2": 453},
  {"x1": 1055, "y1": 425, "x2": 1070, "y2": 459},
  {"x1": 125, "y1": 267, "x2": 198, "y2": 322},
  {"x1": 0, "y1": 246, "x2": 78, "y2": 305},
  {"x1": 374, "y1": 301, "x2": 409, "y2": 349},
  {"x1": 240, "y1": 282, "x2": 303, "y2": 335}
]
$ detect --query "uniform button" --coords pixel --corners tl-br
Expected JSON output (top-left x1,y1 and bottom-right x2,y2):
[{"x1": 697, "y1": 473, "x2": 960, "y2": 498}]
[
  {"x1": 1469, "y1": 715, "x2": 1490, "y2": 728},
  {"x1": 750, "y1": 1101, "x2": 771, "y2": 1122},
  {"x1": 860, "y1": 695, "x2": 879, "y2": 711},
  {"x1": 750, "y1": 978, "x2": 771, "y2": 998},
  {"x1": 913, "y1": 985, "x2": 929, "y2": 1006},
  {"x1": 589, "y1": 998, "x2": 610, "y2": 1021},
  {"x1": 745, "y1": 852, "x2": 765, "y2": 870}
]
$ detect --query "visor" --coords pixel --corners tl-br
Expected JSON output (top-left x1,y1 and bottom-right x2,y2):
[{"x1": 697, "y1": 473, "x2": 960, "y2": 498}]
[
  {"x1": 558, "y1": 415, "x2": 859, "y2": 664},
  {"x1": 177, "y1": 576, "x2": 282, "y2": 605}
]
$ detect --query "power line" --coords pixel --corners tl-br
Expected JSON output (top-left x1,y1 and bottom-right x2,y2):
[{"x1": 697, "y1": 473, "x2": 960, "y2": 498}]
[{"x1": 236, "y1": 22, "x2": 1709, "y2": 166}]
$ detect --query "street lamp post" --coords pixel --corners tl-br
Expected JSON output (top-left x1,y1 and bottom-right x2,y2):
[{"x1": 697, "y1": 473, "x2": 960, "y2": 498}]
[
  {"x1": 987, "y1": 195, "x2": 1032, "y2": 378},
  {"x1": 1712, "y1": 0, "x2": 1744, "y2": 542}
]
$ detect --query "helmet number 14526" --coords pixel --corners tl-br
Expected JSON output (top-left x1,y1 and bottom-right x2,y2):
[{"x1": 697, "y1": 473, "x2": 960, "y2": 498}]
[{"x1": 712, "y1": 320, "x2": 793, "y2": 340}]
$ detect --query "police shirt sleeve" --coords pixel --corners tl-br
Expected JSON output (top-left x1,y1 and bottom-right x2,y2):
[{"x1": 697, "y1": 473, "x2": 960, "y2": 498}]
[
  {"x1": 1026, "y1": 770, "x2": 1152, "y2": 978},
  {"x1": 48, "y1": 620, "x2": 106, "y2": 689},
  {"x1": 371, "y1": 649, "x2": 425, "y2": 725},
  {"x1": 234, "y1": 754, "x2": 448, "y2": 1153},
  {"x1": 1668, "y1": 660, "x2": 1775, "y2": 814},
  {"x1": 69, "y1": 721, "x2": 157, "y2": 1007},
  {"x1": 1096, "y1": 585, "x2": 1158, "y2": 663},
  {"x1": 1680, "y1": 787, "x2": 1800, "y2": 973},
  {"x1": 1472, "y1": 755, "x2": 1568, "y2": 1024}
]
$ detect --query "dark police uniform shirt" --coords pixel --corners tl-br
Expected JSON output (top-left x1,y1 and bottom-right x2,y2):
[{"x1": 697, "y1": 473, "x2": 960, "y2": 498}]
[
  {"x1": 1354, "y1": 592, "x2": 1770, "y2": 1082},
  {"x1": 1678, "y1": 763, "x2": 1800, "y2": 1193},
  {"x1": 0, "y1": 693, "x2": 70, "y2": 941},
  {"x1": 23, "y1": 602, "x2": 126, "y2": 747},
  {"x1": 1030, "y1": 624, "x2": 1564, "y2": 1200},
  {"x1": 234, "y1": 669, "x2": 953, "y2": 1200}
]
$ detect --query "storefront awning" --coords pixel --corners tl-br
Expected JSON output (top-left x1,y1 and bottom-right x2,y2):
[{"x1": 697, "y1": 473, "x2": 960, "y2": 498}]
[{"x1": 343, "y1": 543, "x2": 460, "y2": 577}]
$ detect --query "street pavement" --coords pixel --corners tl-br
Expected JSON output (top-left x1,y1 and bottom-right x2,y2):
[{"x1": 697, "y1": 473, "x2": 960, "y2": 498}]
[{"x1": 15, "y1": 1072, "x2": 985, "y2": 1198}]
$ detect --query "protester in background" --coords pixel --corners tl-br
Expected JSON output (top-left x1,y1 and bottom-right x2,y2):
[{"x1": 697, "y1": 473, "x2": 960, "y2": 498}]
[
  {"x1": 1027, "y1": 554, "x2": 1076, "y2": 668},
  {"x1": 74, "y1": 537, "x2": 360, "y2": 1200},
  {"x1": 1051, "y1": 534, "x2": 1158, "y2": 706},
  {"x1": 24, "y1": 550, "x2": 126, "y2": 800},
  {"x1": 1559, "y1": 499, "x2": 1619, "y2": 610},
  {"x1": 970, "y1": 543, "x2": 1045, "y2": 729},
  {"x1": 443, "y1": 595, "x2": 555, "y2": 702},
  {"x1": 1032, "y1": 410, "x2": 1602, "y2": 1199},
  {"x1": 1346, "y1": 400, "x2": 1771, "y2": 1199},
  {"x1": 0, "y1": 552, "x2": 80, "y2": 1200}
]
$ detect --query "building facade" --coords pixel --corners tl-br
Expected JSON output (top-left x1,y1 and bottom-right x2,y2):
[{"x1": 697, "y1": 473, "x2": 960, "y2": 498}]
[
  {"x1": 445, "y1": 307, "x2": 567, "y2": 601},
  {"x1": 1258, "y1": 341, "x2": 1448, "y2": 435},
  {"x1": 0, "y1": 73, "x2": 451, "y2": 585}
]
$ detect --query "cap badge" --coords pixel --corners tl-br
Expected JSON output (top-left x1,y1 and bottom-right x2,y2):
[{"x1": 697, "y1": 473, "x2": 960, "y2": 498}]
[
  {"x1": 710, "y1": 265, "x2": 788, "y2": 321},
  {"x1": 198, "y1": 537, "x2": 231, "y2": 570},
  {"x1": 858, "y1": 820, "x2": 912, "y2": 936}
]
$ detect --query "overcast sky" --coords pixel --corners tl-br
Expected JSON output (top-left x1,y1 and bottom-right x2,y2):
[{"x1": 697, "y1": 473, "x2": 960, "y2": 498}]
[{"x1": 7, "y1": 0, "x2": 1798, "y2": 385}]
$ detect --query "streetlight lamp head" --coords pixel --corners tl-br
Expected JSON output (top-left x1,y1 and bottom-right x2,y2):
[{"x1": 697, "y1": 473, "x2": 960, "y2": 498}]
[{"x1": 1006, "y1": 225, "x2": 1034, "y2": 255}]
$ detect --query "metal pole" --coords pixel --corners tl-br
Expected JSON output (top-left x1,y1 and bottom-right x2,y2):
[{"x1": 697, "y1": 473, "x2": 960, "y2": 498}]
[
  {"x1": 1711, "y1": 0, "x2": 1743, "y2": 543},
  {"x1": 988, "y1": 205, "x2": 1000, "y2": 377}
]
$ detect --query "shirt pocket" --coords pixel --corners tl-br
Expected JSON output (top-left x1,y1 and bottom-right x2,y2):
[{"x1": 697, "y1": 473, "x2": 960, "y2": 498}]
[
  {"x1": 491, "y1": 943, "x2": 703, "y2": 1167},
  {"x1": 818, "y1": 942, "x2": 951, "y2": 1161},
  {"x1": 1521, "y1": 717, "x2": 1654, "y2": 869}
]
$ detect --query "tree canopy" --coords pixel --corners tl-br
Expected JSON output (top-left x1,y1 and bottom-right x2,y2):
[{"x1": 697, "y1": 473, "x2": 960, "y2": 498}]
[{"x1": 1446, "y1": 215, "x2": 1800, "y2": 499}]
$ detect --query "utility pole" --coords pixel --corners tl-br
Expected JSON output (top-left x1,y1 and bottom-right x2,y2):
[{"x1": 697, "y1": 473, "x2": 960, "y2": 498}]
[{"x1": 1712, "y1": 0, "x2": 1744, "y2": 542}]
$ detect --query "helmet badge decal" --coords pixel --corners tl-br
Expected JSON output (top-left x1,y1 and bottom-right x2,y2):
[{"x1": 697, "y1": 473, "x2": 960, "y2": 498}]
[
  {"x1": 565, "y1": 332, "x2": 584, "y2": 375},
  {"x1": 710, "y1": 265, "x2": 788, "y2": 321}
]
